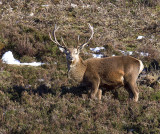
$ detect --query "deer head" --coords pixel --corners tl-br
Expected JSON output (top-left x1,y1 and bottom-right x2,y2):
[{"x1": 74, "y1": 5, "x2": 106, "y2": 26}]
[{"x1": 49, "y1": 24, "x2": 94, "y2": 68}]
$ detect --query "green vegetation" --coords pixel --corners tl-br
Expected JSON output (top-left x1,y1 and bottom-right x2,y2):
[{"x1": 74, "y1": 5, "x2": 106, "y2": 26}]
[{"x1": 0, "y1": 0, "x2": 160, "y2": 133}]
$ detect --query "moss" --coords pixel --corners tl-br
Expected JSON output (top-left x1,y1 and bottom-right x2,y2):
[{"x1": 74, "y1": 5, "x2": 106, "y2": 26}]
[
  {"x1": 0, "y1": 42, "x2": 5, "y2": 51},
  {"x1": 126, "y1": 44, "x2": 137, "y2": 51},
  {"x1": 20, "y1": 55, "x2": 36, "y2": 63},
  {"x1": 0, "y1": 71, "x2": 12, "y2": 90},
  {"x1": 0, "y1": 35, "x2": 7, "y2": 48},
  {"x1": 156, "y1": 5, "x2": 160, "y2": 11},
  {"x1": 20, "y1": 25, "x2": 35, "y2": 33},
  {"x1": 150, "y1": 91, "x2": 160, "y2": 101},
  {"x1": 34, "y1": 31, "x2": 49, "y2": 42}
]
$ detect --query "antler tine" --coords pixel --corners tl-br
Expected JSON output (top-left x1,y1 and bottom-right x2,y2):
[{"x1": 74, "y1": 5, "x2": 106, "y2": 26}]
[
  {"x1": 61, "y1": 37, "x2": 67, "y2": 47},
  {"x1": 49, "y1": 25, "x2": 66, "y2": 50},
  {"x1": 79, "y1": 23, "x2": 94, "y2": 50},
  {"x1": 49, "y1": 32, "x2": 57, "y2": 44},
  {"x1": 53, "y1": 25, "x2": 61, "y2": 47},
  {"x1": 77, "y1": 35, "x2": 80, "y2": 46}
]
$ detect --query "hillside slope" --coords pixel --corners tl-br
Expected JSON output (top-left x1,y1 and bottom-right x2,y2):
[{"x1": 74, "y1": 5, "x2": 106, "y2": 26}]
[{"x1": 0, "y1": 0, "x2": 160, "y2": 133}]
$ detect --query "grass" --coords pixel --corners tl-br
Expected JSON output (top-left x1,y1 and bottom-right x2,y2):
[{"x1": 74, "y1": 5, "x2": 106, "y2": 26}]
[{"x1": 0, "y1": 0, "x2": 160, "y2": 133}]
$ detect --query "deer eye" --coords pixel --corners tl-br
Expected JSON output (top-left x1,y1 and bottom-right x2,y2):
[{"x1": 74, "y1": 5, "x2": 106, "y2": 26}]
[{"x1": 66, "y1": 51, "x2": 69, "y2": 54}]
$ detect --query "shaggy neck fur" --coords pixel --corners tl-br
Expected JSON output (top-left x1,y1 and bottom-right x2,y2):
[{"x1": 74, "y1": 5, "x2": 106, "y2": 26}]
[{"x1": 67, "y1": 57, "x2": 87, "y2": 82}]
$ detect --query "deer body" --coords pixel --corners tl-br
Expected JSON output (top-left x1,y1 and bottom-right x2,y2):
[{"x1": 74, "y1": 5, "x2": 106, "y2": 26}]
[
  {"x1": 67, "y1": 53, "x2": 143, "y2": 101},
  {"x1": 49, "y1": 24, "x2": 144, "y2": 101}
]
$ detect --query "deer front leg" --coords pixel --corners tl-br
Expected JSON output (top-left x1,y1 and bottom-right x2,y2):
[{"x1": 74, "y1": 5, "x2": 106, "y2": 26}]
[
  {"x1": 90, "y1": 78, "x2": 100, "y2": 99},
  {"x1": 97, "y1": 89, "x2": 102, "y2": 100}
]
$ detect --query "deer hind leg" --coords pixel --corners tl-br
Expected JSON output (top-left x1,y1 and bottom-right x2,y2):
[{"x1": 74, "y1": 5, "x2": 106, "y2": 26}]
[
  {"x1": 125, "y1": 80, "x2": 139, "y2": 102},
  {"x1": 124, "y1": 73, "x2": 140, "y2": 102}
]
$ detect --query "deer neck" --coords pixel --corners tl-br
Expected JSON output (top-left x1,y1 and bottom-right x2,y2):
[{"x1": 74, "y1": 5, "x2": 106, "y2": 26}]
[{"x1": 67, "y1": 57, "x2": 86, "y2": 82}]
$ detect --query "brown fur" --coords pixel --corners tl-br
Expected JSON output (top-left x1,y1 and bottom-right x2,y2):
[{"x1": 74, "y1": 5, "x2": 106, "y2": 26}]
[
  {"x1": 67, "y1": 53, "x2": 143, "y2": 101},
  {"x1": 49, "y1": 24, "x2": 144, "y2": 101}
]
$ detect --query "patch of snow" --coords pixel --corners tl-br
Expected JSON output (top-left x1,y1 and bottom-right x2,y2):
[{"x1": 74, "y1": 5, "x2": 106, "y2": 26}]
[
  {"x1": 2, "y1": 51, "x2": 44, "y2": 66},
  {"x1": 97, "y1": 7, "x2": 101, "y2": 10},
  {"x1": 127, "y1": 51, "x2": 133, "y2": 55},
  {"x1": 19, "y1": 62, "x2": 44, "y2": 66},
  {"x1": 119, "y1": 50, "x2": 149, "y2": 57},
  {"x1": 82, "y1": 4, "x2": 90, "y2": 8},
  {"x1": 2, "y1": 51, "x2": 20, "y2": 65},
  {"x1": 139, "y1": 52, "x2": 149, "y2": 57},
  {"x1": 29, "y1": 12, "x2": 34, "y2": 16},
  {"x1": 90, "y1": 47, "x2": 105, "y2": 52},
  {"x1": 92, "y1": 54, "x2": 104, "y2": 58},
  {"x1": 71, "y1": 3, "x2": 78, "y2": 8},
  {"x1": 41, "y1": 5, "x2": 50, "y2": 7},
  {"x1": 70, "y1": 3, "x2": 90, "y2": 8},
  {"x1": 8, "y1": 8, "x2": 13, "y2": 12},
  {"x1": 119, "y1": 50, "x2": 133, "y2": 55},
  {"x1": 119, "y1": 50, "x2": 125, "y2": 54},
  {"x1": 137, "y1": 36, "x2": 144, "y2": 40},
  {"x1": 38, "y1": 79, "x2": 44, "y2": 82}
]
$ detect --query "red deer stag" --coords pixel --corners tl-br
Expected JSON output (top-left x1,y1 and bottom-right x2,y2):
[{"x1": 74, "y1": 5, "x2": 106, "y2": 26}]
[{"x1": 49, "y1": 24, "x2": 144, "y2": 102}]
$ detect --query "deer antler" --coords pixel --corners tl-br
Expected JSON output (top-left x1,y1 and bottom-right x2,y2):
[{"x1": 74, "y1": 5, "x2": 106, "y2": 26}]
[
  {"x1": 77, "y1": 35, "x2": 80, "y2": 46},
  {"x1": 61, "y1": 37, "x2": 67, "y2": 47},
  {"x1": 78, "y1": 23, "x2": 94, "y2": 50},
  {"x1": 49, "y1": 25, "x2": 67, "y2": 51}
]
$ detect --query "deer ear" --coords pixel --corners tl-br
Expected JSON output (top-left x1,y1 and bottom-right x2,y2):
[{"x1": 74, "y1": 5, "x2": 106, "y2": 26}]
[
  {"x1": 58, "y1": 47, "x2": 66, "y2": 53},
  {"x1": 77, "y1": 46, "x2": 81, "y2": 53}
]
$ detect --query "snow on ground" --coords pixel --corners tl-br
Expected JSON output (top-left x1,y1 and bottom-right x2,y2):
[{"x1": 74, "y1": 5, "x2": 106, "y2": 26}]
[
  {"x1": 90, "y1": 47, "x2": 105, "y2": 52},
  {"x1": 71, "y1": 3, "x2": 78, "y2": 8},
  {"x1": 2, "y1": 51, "x2": 44, "y2": 66},
  {"x1": 2, "y1": 48, "x2": 149, "y2": 65},
  {"x1": 29, "y1": 13, "x2": 34, "y2": 16},
  {"x1": 92, "y1": 54, "x2": 104, "y2": 58},
  {"x1": 41, "y1": 5, "x2": 50, "y2": 7},
  {"x1": 119, "y1": 50, "x2": 149, "y2": 57},
  {"x1": 90, "y1": 46, "x2": 149, "y2": 58},
  {"x1": 139, "y1": 52, "x2": 149, "y2": 57},
  {"x1": 119, "y1": 50, "x2": 133, "y2": 55},
  {"x1": 82, "y1": 4, "x2": 90, "y2": 8},
  {"x1": 90, "y1": 47, "x2": 105, "y2": 58},
  {"x1": 137, "y1": 36, "x2": 145, "y2": 40},
  {"x1": 71, "y1": 3, "x2": 91, "y2": 8}
]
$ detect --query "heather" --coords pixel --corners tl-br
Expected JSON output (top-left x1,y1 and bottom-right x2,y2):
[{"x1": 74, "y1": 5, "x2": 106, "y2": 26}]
[{"x1": 0, "y1": 0, "x2": 160, "y2": 133}]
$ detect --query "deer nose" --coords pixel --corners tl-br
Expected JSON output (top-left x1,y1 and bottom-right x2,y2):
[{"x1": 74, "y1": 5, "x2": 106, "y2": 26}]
[{"x1": 68, "y1": 57, "x2": 73, "y2": 61}]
